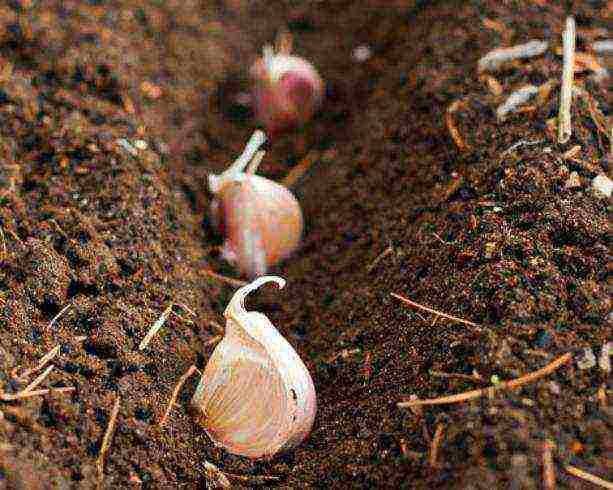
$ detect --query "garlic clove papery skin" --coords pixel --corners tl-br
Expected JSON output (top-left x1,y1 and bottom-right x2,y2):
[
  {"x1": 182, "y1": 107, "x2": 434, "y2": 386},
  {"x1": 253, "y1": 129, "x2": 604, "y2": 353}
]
[
  {"x1": 215, "y1": 175, "x2": 303, "y2": 278},
  {"x1": 192, "y1": 276, "x2": 316, "y2": 459},
  {"x1": 250, "y1": 47, "x2": 324, "y2": 136},
  {"x1": 209, "y1": 130, "x2": 303, "y2": 278}
]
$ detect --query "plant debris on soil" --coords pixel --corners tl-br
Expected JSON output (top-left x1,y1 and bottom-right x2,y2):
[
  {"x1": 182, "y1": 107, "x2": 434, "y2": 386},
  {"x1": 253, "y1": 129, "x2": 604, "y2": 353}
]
[{"x1": 0, "y1": 0, "x2": 611, "y2": 488}]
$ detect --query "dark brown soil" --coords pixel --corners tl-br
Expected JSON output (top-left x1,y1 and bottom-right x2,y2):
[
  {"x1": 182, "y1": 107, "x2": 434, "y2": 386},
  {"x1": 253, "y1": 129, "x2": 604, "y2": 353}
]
[{"x1": 0, "y1": 0, "x2": 611, "y2": 488}]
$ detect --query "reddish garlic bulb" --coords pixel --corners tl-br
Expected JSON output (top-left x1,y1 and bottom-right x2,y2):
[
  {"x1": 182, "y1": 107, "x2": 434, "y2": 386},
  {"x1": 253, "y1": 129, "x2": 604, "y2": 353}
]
[
  {"x1": 250, "y1": 41, "x2": 324, "y2": 137},
  {"x1": 208, "y1": 131, "x2": 303, "y2": 278},
  {"x1": 191, "y1": 276, "x2": 317, "y2": 459}
]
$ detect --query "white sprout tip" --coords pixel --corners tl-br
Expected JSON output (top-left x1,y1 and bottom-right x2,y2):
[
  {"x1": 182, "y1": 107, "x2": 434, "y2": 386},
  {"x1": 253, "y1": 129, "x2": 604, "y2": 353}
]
[
  {"x1": 208, "y1": 130, "x2": 267, "y2": 193},
  {"x1": 232, "y1": 130, "x2": 267, "y2": 173}
]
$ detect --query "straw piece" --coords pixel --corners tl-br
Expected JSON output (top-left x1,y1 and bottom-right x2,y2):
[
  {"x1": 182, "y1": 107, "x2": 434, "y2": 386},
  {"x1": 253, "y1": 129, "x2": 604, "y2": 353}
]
[
  {"x1": 159, "y1": 365, "x2": 198, "y2": 427},
  {"x1": 202, "y1": 268, "x2": 248, "y2": 288},
  {"x1": 496, "y1": 85, "x2": 539, "y2": 121},
  {"x1": 22, "y1": 365, "x2": 55, "y2": 393},
  {"x1": 139, "y1": 304, "x2": 173, "y2": 350},
  {"x1": 17, "y1": 345, "x2": 60, "y2": 381},
  {"x1": 399, "y1": 353, "x2": 572, "y2": 408},
  {"x1": 139, "y1": 303, "x2": 195, "y2": 350},
  {"x1": 1, "y1": 386, "x2": 74, "y2": 401},
  {"x1": 97, "y1": 397, "x2": 121, "y2": 487},
  {"x1": 47, "y1": 303, "x2": 73, "y2": 330},
  {"x1": 478, "y1": 40, "x2": 548, "y2": 72},
  {"x1": 558, "y1": 17, "x2": 576, "y2": 143},
  {"x1": 391, "y1": 292, "x2": 480, "y2": 328},
  {"x1": 542, "y1": 439, "x2": 556, "y2": 490},
  {"x1": 564, "y1": 464, "x2": 613, "y2": 489}
]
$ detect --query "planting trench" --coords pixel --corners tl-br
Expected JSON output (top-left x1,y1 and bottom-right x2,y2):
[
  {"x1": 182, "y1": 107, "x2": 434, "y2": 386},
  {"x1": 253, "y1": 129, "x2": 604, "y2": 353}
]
[{"x1": 0, "y1": 1, "x2": 611, "y2": 488}]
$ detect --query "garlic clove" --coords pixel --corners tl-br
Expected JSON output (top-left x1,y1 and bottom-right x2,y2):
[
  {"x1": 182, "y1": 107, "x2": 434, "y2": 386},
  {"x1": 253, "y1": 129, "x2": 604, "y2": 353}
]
[
  {"x1": 192, "y1": 276, "x2": 316, "y2": 459},
  {"x1": 209, "y1": 132, "x2": 304, "y2": 278},
  {"x1": 250, "y1": 44, "x2": 324, "y2": 137}
]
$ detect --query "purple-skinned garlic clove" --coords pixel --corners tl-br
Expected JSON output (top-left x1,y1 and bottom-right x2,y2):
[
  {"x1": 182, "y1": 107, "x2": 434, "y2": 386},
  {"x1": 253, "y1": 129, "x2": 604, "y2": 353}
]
[
  {"x1": 250, "y1": 41, "x2": 324, "y2": 137},
  {"x1": 208, "y1": 131, "x2": 303, "y2": 278}
]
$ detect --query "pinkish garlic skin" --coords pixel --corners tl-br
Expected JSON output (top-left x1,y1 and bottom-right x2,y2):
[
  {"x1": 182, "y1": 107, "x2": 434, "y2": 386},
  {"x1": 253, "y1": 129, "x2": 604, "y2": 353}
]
[
  {"x1": 250, "y1": 53, "x2": 324, "y2": 137},
  {"x1": 211, "y1": 175, "x2": 303, "y2": 278}
]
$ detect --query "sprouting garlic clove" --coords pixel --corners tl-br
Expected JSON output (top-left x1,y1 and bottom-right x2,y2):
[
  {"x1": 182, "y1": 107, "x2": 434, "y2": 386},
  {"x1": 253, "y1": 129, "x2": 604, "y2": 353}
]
[
  {"x1": 250, "y1": 42, "x2": 324, "y2": 137},
  {"x1": 208, "y1": 131, "x2": 303, "y2": 278},
  {"x1": 191, "y1": 276, "x2": 316, "y2": 459}
]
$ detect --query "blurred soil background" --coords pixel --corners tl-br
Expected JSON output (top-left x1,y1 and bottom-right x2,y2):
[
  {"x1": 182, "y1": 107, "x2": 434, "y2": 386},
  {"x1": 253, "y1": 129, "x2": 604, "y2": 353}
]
[{"x1": 0, "y1": 0, "x2": 611, "y2": 488}]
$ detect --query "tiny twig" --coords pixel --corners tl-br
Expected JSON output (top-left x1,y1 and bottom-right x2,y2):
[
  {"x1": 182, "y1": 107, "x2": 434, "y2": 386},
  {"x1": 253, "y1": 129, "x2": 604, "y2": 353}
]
[
  {"x1": 1, "y1": 386, "x2": 74, "y2": 401},
  {"x1": 543, "y1": 439, "x2": 556, "y2": 490},
  {"x1": 432, "y1": 233, "x2": 454, "y2": 245},
  {"x1": 478, "y1": 40, "x2": 548, "y2": 72},
  {"x1": 500, "y1": 139, "x2": 544, "y2": 158},
  {"x1": 175, "y1": 303, "x2": 196, "y2": 317},
  {"x1": 17, "y1": 345, "x2": 60, "y2": 381},
  {"x1": 429, "y1": 423, "x2": 445, "y2": 468},
  {"x1": 97, "y1": 396, "x2": 121, "y2": 487},
  {"x1": 564, "y1": 464, "x2": 613, "y2": 489},
  {"x1": 139, "y1": 304, "x2": 173, "y2": 350},
  {"x1": 367, "y1": 244, "x2": 394, "y2": 273},
  {"x1": 496, "y1": 85, "x2": 539, "y2": 121},
  {"x1": 226, "y1": 472, "x2": 281, "y2": 484},
  {"x1": 0, "y1": 226, "x2": 6, "y2": 261},
  {"x1": 430, "y1": 370, "x2": 484, "y2": 383},
  {"x1": 391, "y1": 292, "x2": 480, "y2": 328},
  {"x1": 22, "y1": 365, "x2": 54, "y2": 393},
  {"x1": 558, "y1": 17, "x2": 576, "y2": 144},
  {"x1": 399, "y1": 353, "x2": 572, "y2": 408},
  {"x1": 446, "y1": 100, "x2": 469, "y2": 151},
  {"x1": 202, "y1": 268, "x2": 248, "y2": 288},
  {"x1": 203, "y1": 320, "x2": 224, "y2": 347},
  {"x1": 562, "y1": 145, "x2": 581, "y2": 160},
  {"x1": 282, "y1": 151, "x2": 319, "y2": 188},
  {"x1": 159, "y1": 365, "x2": 198, "y2": 427},
  {"x1": 139, "y1": 303, "x2": 196, "y2": 350},
  {"x1": 47, "y1": 303, "x2": 73, "y2": 330}
]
